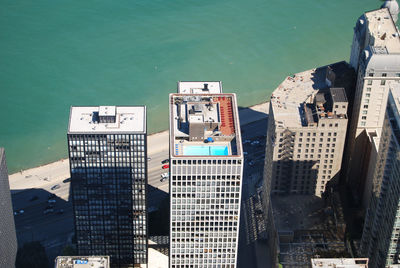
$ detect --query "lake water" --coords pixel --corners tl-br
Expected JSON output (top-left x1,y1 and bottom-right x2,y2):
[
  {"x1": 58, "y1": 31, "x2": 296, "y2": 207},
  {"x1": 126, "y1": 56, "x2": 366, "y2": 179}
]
[{"x1": 0, "y1": 0, "x2": 381, "y2": 173}]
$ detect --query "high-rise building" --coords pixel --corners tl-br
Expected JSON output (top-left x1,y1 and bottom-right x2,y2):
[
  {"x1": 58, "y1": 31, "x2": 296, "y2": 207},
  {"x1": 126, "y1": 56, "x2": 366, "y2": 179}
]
[
  {"x1": 346, "y1": 6, "x2": 400, "y2": 199},
  {"x1": 360, "y1": 87, "x2": 400, "y2": 268},
  {"x1": 262, "y1": 63, "x2": 350, "y2": 198},
  {"x1": 0, "y1": 148, "x2": 18, "y2": 268},
  {"x1": 169, "y1": 82, "x2": 244, "y2": 268},
  {"x1": 67, "y1": 106, "x2": 147, "y2": 268},
  {"x1": 55, "y1": 256, "x2": 110, "y2": 268}
]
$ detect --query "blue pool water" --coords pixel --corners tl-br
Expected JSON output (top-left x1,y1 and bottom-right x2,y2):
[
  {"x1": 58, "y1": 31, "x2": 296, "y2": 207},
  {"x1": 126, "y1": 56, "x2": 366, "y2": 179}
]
[{"x1": 183, "y1": 145, "x2": 229, "y2": 156}]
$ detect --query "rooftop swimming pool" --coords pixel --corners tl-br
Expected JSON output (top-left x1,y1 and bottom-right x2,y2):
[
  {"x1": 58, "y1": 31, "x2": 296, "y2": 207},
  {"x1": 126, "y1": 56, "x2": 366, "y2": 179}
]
[{"x1": 182, "y1": 145, "x2": 229, "y2": 156}]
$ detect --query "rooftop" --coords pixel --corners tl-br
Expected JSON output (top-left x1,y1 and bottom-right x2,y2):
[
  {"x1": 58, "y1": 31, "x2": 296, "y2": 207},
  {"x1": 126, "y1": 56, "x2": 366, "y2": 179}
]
[
  {"x1": 270, "y1": 62, "x2": 350, "y2": 129},
  {"x1": 169, "y1": 93, "x2": 242, "y2": 157},
  {"x1": 55, "y1": 256, "x2": 110, "y2": 268},
  {"x1": 330, "y1": 88, "x2": 348, "y2": 103},
  {"x1": 365, "y1": 8, "x2": 400, "y2": 54},
  {"x1": 68, "y1": 106, "x2": 146, "y2": 134},
  {"x1": 311, "y1": 258, "x2": 369, "y2": 268},
  {"x1": 177, "y1": 81, "x2": 223, "y2": 94}
]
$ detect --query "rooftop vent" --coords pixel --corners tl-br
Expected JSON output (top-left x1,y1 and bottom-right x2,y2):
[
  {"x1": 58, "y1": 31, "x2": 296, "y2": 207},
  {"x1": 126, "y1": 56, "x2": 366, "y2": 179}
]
[{"x1": 99, "y1": 106, "x2": 116, "y2": 123}]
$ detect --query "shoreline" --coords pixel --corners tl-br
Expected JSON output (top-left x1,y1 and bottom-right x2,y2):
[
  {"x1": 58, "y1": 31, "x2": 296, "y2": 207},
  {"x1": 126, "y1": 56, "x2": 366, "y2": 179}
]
[{"x1": 9, "y1": 101, "x2": 269, "y2": 180}]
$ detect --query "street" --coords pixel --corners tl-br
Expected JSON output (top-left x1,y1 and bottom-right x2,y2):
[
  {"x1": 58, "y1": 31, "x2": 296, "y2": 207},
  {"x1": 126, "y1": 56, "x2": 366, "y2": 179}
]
[
  {"x1": 10, "y1": 104, "x2": 271, "y2": 267},
  {"x1": 11, "y1": 147, "x2": 171, "y2": 264}
]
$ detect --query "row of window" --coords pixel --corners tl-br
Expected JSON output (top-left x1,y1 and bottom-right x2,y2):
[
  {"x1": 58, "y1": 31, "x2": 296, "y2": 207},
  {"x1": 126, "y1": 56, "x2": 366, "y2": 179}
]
[{"x1": 173, "y1": 159, "x2": 241, "y2": 165}]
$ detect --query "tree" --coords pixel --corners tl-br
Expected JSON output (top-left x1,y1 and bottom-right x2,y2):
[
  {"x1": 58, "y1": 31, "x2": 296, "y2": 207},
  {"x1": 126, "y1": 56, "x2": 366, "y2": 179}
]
[{"x1": 15, "y1": 241, "x2": 49, "y2": 268}]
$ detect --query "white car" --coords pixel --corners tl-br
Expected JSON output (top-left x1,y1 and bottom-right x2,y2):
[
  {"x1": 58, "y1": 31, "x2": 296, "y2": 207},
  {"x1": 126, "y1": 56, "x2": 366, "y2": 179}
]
[
  {"x1": 251, "y1": 140, "x2": 260, "y2": 145},
  {"x1": 160, "y1": 172, "x2": 169, "y2": 182}
]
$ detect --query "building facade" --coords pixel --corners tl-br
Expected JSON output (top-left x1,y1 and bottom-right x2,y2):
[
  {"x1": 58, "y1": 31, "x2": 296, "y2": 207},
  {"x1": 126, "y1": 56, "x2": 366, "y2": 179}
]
[
  {"x1": 0, "y1": 148, "x2": 18, "y2": 268},
  {"x1": 67, "y1": 106, "x2": 147, "y2": 267},
  {"x1": 346, "y1": 7, "x2": 400, "y2": 199},
  {"x1": 360, "y1": 88, "x2": 400, "y2": 268},
  {"x1": 262, "y1": 64, "x2": 350, "y2": 198},
  {"x1": 169, "y1": 82, "x2": 244, "y2": 268}
]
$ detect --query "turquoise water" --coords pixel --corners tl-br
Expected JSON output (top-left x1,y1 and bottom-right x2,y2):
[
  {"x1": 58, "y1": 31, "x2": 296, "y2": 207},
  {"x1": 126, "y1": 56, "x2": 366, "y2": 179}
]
[
  {"x1": 183, "y1": 145, "x2": 228, "y2": 156},
  {"x1": 0, "y1": 0, "x2": 381, "y2": 173}
]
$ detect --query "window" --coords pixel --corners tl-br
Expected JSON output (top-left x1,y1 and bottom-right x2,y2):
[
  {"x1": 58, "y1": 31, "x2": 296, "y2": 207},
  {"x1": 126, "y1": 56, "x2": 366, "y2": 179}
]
[
  {"x1": 382, "y1": 73, "x2": 387, "y2": 77},
  {"x1": 335, "y1": 105, "x2": 338, "y2": 108},
  {"x1": 367, "y1": 80, "x2": 373, "y2": 85},
  {"x1": 364, "y1": 105, "x2": 369, "y2": 109},
  {"x1": 381, "y1": 80, "x2": 386, "y2": 85},
  {"x1": 368, "y1": 73, "x2": 374, "y2": 77},
  {"x1": 364, "y1": 99, "x2": 369, "y2": 103},
  {"x1": 366, "y1": 93, "x2": 370, "y2": 97},
  {"x1": 362, "y1": 110, "x2": 368, "y2": 115},
  {"x1": 361, "y1": 121, "x2": 366, "y2": 126},
  {"x1": 366, "y1": 87, "x2": 371, "y2": 92},
  {"x1": 362, "y1": 116, "x2": 367, "y2": 120}
]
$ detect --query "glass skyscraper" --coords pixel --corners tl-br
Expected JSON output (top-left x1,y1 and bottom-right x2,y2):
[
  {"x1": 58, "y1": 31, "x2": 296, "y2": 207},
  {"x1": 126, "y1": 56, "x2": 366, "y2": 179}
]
[{"x1": 67, "y1": 106, "x2": 147, "y2": 267}]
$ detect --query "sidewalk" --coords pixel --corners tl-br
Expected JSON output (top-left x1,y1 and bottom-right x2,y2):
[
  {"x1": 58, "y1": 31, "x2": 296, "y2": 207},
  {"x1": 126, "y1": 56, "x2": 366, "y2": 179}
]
[{"x1": 9, "y1": 102, "x2": 269, "y2": 191}]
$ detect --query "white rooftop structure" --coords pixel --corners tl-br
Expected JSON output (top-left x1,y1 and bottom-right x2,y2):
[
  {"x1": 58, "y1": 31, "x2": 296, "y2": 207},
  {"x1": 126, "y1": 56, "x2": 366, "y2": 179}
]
[
  {"x1": 68, "y1": 106, "x2": 146, "y2": 134},
  {"x1": 311, "y1": 258, "x2": 369, "y2": 268},
  {"x1": 365, "y1": 8, "x2": 400, "y2": 54},
  {"x1": 270, "y1": 69, "x2": 317, "y2": 128},
  {"x1": 177, "y1": 81, "x2": 222, "y2": 94},
  {"x1": 55, "y1": 256, "x2": 110, "y2": 268}
]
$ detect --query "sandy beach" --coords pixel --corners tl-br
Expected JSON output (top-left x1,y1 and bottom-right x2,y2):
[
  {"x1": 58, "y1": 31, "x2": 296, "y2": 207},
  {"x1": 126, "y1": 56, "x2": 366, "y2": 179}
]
[{"x1": 9, "y1": 101, "x2": 269, "y2": 191}]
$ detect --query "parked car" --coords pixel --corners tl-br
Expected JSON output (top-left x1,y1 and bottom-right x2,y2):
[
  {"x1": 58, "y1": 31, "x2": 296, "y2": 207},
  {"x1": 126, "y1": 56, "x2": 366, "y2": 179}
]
[
  {"x1": 51, "y1": 184, "x2": 60, "y2": 191},
  {"x1": 160, "y1": 172, "x2": 169, "y2": 182},
  {"x1": 161, "y1": 159, "x2": 169, "y2": 164},
  {"x1": 251, "y1": 140, "x2": 260, "y2": 145},
  {"x1": 48, "y1": 199, "x2": 56, "y2": 204},
  {"x1": 62, "y1": 178, "x2": 71, "y2": 183},
  {"x1": 14, "y1": 209, "x2": 24, "y2": 216},
  {"x1": 162, "y1": 164, "x2": 169, "y2": 169}
]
